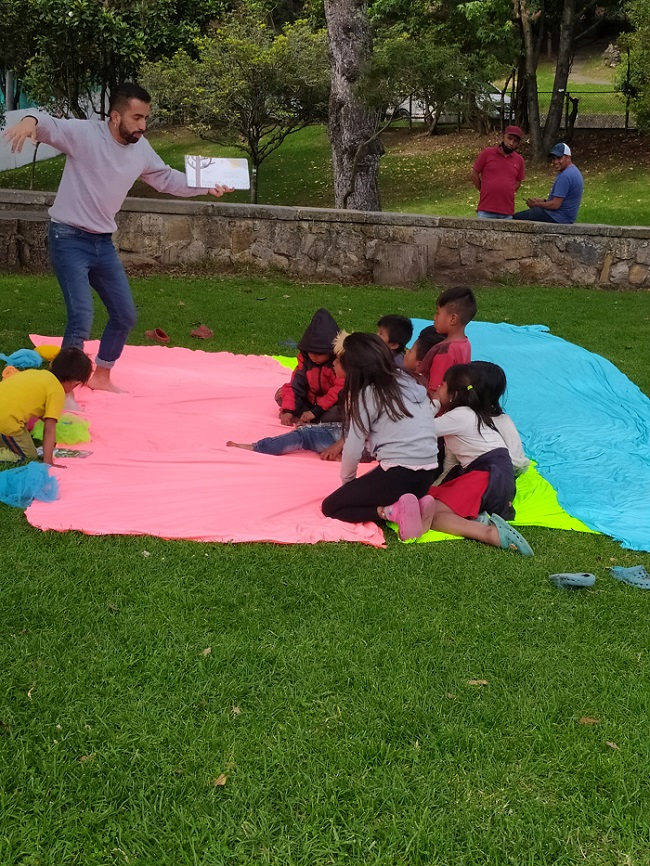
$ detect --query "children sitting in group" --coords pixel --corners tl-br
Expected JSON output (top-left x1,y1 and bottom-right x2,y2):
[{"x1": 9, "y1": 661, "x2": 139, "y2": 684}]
[
  {"x1": 277, "y1": 308, "x2": 345, "y2": 426},
  {"x1": 417, "y1": 286, "x2": 476, "y2": 400},
  {"x1": 0, "y1": 348, "x2": 92, "y2": 465},
  {"x1": 230, "y1": 290, "x2": 533, "y2": 552},
  {"x1": 376, "y1": 315, "x2": 413, "y2": 367}
]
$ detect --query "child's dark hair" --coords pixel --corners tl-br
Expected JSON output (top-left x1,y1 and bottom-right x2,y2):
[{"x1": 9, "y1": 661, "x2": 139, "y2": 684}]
[
  {"x1": 50, "y1": 348, "x2": 92, "y2": 384},
  {"x1": 414, "y1": 325, "x2": 445, "y2": 361},
  {"x1": 377, "y1": 315, "x2": 413, "y2": 353},
  {"x1": 443, "y1": 364, "x2": 497, "y2": 434},
  {"x1": 436, "y1": 286, "x2": 477, "y2": 326},
  {"x1": 469, "y1": 361, "x2": 507, "y2": 416},
  {"x1": 340, "y1": 333, "x2": 412, "y2": 435}
]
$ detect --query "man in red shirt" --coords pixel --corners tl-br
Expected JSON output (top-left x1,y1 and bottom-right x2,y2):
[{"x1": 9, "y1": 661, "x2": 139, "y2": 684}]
[{"x1": 470, "y1": 126, "x2": 525, "y2": 219}]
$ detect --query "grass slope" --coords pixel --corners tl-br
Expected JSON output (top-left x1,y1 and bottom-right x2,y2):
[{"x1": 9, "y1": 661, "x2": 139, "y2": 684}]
[
  {"x1": 2, "y1": 124, "x2": 649, "y2": 226},
  {"x1": 1, "y1": 274, "x2": 650, "y2": 865}
]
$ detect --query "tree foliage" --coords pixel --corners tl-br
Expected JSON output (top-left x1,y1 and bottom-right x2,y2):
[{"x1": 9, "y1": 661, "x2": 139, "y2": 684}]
[
  {"x1": 620, "y1": 0, "x2": 650, "y2": 132},
  {"x1": 141, "y1": 11, "x2": 329, "y2": 202},
  {"x1": 0, "y1": 0, "x2": 228, "y2": 118},
  {"x1": 362, "y1": 30, "x2": 480, "y2": 134}
]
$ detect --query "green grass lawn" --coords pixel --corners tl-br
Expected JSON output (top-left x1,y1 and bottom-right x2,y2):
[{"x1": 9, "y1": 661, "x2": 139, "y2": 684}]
[
  {"x1": 2, "y1": 274, "x2": 650, "y2": 865},
  {"x1": 2, "y1": 122, "x2": 650, "y2": 225}
]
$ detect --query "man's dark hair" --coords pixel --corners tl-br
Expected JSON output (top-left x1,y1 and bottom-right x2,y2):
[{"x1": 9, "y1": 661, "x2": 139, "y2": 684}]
[
  {"x1": 109, "y1": 82, "x2": 151, "y2": 114},
  {"x1": 436, "y1": 286, "x2": 477, "y2": 326},
  {"x1": 377, "y1": 315, "x2": 413, "y2": 353},
  {"x1": 50, "y1": 348, "x2": 92, "y2": 384}
]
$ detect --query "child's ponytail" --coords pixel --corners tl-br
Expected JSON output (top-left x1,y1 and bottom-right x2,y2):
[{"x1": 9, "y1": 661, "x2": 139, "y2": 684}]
[{"x1": 443, "y1": 364, "x2": 497, "y2": 434}]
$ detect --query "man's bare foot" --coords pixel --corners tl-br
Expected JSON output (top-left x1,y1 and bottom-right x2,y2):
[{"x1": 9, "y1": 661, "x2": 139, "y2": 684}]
[
  {"x1": 226, "y1": 441, "x2": 254, "y2": 450},
  {"x1": 64, "y1": 392, "x2": 81, "y2": 412},
  {"x1": 87, "y1": 367, "x2": 124, "y2": 392}
]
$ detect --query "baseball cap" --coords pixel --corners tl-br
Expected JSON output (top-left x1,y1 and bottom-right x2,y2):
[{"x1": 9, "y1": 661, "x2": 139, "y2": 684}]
[
  {"x1": 550, "y1": 142, "x2": 571, "y2": 157},
  {"x1": 505, "y1": 125, "x2": 523, "y2": 139}
]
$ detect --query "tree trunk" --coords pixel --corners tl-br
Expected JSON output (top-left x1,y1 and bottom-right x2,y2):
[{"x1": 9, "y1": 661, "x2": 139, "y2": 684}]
[
  {"x1": 324, "y1": 0, "x2": 383, "y2": 211},
  {"x1": 542, "y1": 0, "x2": 577, "y2": 154},
  {"x1": 518, "y1": 0, "x2": 544, "y2": 162}
]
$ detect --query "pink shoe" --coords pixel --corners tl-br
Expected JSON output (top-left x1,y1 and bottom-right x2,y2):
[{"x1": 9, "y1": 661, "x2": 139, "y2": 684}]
[
  {"x1": 418, "y1": 495, "x2": 436, "y2": 533},
  {"x1": 384, "y1": 493, "x2": 423, "y2": 540}
]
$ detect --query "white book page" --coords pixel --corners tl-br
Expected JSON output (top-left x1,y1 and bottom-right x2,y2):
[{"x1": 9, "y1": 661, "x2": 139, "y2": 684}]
[{"x1": 184, "y1": 156, "x2": 250, "y2": 189}]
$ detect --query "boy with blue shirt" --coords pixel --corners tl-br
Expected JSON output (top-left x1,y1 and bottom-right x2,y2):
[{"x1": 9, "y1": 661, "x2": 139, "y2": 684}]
[{"x1": 514, "y1": 143, "x2": 584, "y2": 224}]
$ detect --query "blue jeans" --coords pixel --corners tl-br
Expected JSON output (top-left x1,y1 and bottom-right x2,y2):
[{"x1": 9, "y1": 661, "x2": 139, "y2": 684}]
[
  {"x1": 253, "y1": 423, "x2": 342, "y2": 456},
  {"x1": 49, "y1": 222, "x2": 137, "y2": 368},
  {"x1": 512, "y1": 207, "x2": 557, "y2": 223},
  {"x1": 476, "y1": 211, "x2": 513, "y2": 220}
]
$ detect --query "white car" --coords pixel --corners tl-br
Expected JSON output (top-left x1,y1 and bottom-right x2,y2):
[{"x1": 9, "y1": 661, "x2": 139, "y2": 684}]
[{"x1": 387, "y1": 84, "x2": 513, "y2": 124}]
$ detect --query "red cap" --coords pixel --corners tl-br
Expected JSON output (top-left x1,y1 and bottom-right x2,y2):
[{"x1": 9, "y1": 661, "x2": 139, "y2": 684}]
[{"x1": 505, "y1": 125, "x2": 523, "y2": 139}]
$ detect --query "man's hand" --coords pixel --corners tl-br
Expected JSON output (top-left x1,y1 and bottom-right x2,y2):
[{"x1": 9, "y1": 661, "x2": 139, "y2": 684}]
[
  {"x1": 280, "y1": 412, "x2": 296, "y2": 427},
  {"x1": 320, "y1": 439, "x2": 344, "y2": 461},
  {"x1": 3, "y1": 116, "x2": 38, "y2": 154},
  {"x1": 208, "y1": 185, "x2": 235, "y2": 198},
  {"x1": 526, "y1": 197, "x2": 545, "y2": 208},
  {"x1": 299, "y1": 410, "x2": 316, "y2": 424}
]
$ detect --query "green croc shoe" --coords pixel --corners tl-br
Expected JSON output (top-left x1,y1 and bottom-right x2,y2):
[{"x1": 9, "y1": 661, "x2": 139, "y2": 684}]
[
  {"x1": 489, "y1": 514, "x2": 534, "y2": 557},
  {"x1": 549, "y1": 572, "x2": 596, "y2": 589}
]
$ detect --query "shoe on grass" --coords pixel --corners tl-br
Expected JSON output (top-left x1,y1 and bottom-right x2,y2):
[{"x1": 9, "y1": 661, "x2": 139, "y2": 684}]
[{"x1": 384, "y1": 493, "x2": 423, "y2": 541}]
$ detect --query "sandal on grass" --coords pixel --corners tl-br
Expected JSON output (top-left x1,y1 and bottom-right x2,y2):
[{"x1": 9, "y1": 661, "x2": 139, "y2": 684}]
[
  {"x1": 549, "y1": 572, "x2": 596, "y2": 589},
  {"x1": 475, "y1": 512, "x2": 491, "y2": 525},
  {"x1": 610, "y1": 565, "x2": 650, "y2": 589},
  {"x1": 489, "y1": 513, "x2": 534, "y2": 557}
]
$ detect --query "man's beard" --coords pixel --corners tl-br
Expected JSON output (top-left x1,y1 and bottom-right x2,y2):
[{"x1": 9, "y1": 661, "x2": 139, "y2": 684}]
[
  {"x1": 119, "y1": 123, "x2": 142, "y2": 145},
  {"x1": 501, "y1": 142, "x2": 515, "y2": 155}
]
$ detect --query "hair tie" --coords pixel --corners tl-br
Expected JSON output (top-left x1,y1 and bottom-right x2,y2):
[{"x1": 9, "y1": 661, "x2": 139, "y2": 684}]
[{"x1": 467, "y1": 384, "x2": 473, "y2": 391}]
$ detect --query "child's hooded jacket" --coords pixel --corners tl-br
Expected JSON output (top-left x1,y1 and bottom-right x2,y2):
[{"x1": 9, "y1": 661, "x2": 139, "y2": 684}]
[{"x1": 280, "y1": 309, "x2": 345, "y2": 419}]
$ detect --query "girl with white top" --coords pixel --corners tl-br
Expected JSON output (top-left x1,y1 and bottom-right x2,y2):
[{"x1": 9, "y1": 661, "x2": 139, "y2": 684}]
[
  {"x1": 321, "y1": 333, "x2": 439, "y2": 541},
  {"x1": 427, "y1": 363, "x2": 534, "y2": 556}
]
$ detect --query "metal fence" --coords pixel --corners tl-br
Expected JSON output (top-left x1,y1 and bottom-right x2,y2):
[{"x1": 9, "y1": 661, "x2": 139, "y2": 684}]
[{"x1": 538, "y1": 90, "x2": 635, "y2": 130}]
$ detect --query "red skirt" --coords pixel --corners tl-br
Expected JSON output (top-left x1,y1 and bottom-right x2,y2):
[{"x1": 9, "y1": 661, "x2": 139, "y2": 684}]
[{"x1": 429, "y1": 470, "x2": 490, "y2": 519}]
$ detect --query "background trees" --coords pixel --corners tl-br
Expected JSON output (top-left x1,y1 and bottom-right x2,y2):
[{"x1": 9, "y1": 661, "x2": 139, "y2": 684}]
[{"x1": 141, "y1": 12, "x2": 329, "y2": 203}]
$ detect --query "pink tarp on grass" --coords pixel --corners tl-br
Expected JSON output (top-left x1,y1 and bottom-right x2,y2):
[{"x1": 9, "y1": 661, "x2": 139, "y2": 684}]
[{"x1": 26, "y1": 338, "x2": 385, "y2": 547}]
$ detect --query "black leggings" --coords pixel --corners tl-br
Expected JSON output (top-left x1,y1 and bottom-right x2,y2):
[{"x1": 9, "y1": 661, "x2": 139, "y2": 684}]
[{"x1": 322, "y1": 465, "x2": 437, "y2": 524}]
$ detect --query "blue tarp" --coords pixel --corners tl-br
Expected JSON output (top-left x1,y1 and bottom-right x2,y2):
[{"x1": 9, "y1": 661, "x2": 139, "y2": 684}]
[{"x1": 411, "y1": 319, "x2": 650, "y2": 552}]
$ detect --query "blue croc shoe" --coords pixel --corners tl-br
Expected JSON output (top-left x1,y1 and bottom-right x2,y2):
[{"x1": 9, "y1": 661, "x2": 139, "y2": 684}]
[
  {"x1": 489, "y1": 514, "x2": 534, "y2": 557},
  {"x1": 549, "y1": 572, "x2": 596, "y2": 589},
  {"x1": 610, "y1": 566, "x2": 650, "y2": 589}
]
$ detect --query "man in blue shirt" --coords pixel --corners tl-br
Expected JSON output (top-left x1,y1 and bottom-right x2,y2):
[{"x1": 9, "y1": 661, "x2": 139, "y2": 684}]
[{"x1": 514, "y1": 143, "x2": 584, "y2": 224}]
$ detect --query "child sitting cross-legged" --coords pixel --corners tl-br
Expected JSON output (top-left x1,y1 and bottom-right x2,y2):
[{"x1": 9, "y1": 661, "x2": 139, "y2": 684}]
[
  {"x1": 0, "y1": 347, "x2": 92, "y2": 466},
  {"x1": 276, "y1": 308, "x2": 345, "y2": 426}
]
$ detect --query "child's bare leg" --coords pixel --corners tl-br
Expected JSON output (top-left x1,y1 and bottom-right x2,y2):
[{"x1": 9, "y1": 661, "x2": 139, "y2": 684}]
[
  {"x1": 226, "y1": 441, "x2": 254, "y2": 450},
  {"x1": 429, "y1": 502, "x2": 500, "y2": 547}
]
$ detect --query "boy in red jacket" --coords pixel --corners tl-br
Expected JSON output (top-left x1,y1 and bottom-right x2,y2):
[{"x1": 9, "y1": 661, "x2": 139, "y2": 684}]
[{"x1": 278, "y1": 309, "x2": 345, "y2": 426}]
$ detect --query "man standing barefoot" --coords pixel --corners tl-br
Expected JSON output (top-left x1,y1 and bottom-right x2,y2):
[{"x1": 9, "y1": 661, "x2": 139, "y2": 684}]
[{"x1": 4, "y1": 83, "x2": 233, "y2": 391}]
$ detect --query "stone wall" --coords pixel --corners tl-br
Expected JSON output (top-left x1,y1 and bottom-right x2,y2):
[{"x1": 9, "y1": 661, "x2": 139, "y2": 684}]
[{"x1": 1, "y1": 189, "x2": 649, "y2": 288}]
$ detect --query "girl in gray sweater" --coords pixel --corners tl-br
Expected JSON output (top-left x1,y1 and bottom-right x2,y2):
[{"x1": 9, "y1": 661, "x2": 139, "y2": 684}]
[{"x1": 321, "y1": 333, "x2": 439, "y2": 540}]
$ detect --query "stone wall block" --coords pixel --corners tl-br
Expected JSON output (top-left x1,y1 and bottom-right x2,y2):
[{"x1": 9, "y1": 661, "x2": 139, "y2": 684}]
[
  {"x1": 628, "y1": 263, "x2": 649, "y2": 286},
  {"x1": 635, "y1": 242, "x2": 650, "y2": 265},
  {"x1": 373, "y1": 242, "x2": 427, "y2": 286}
]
